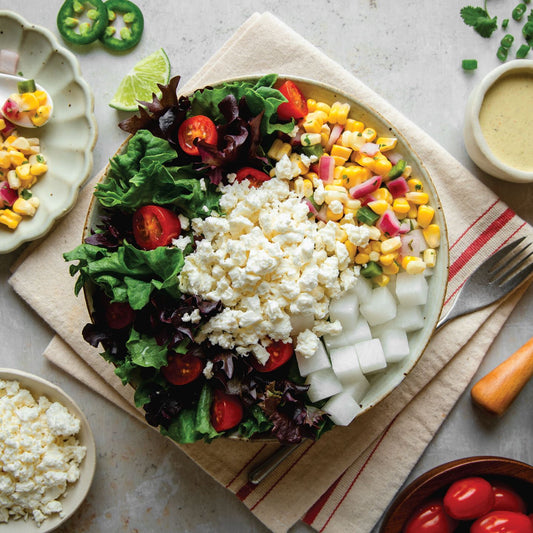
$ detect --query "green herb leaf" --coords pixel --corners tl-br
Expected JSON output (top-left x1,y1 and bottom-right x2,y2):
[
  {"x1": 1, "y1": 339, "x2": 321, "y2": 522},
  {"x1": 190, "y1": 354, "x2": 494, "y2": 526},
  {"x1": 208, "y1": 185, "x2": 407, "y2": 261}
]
[{"x1": 460, "y1": 6, "x2": 498, "y2": 37}]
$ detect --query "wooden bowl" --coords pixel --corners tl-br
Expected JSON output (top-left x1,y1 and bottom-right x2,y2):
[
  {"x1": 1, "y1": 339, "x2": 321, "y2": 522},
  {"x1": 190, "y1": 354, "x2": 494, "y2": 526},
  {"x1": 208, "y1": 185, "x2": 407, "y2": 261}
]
[{"x1": 380, "y1": 456, "x2": 533, "y2": 532}]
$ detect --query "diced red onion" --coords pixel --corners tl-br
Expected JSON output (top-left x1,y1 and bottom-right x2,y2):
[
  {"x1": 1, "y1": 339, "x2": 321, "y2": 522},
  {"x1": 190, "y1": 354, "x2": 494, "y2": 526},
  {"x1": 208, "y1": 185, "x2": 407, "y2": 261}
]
[
  {"x1": 325, "y1": 123, "x2": 344, "y2": 152},
  {"x1": 318, "y1": 155, "x2": 335, "y2": 183},
  {"x1": 0, "y1": 118, "x2": 15, "y2": 136},
  {"x1": 316, "y1": 204, "x2": 328, "y2": 222},
  {"x1": 400, "y1": 229, "x2": 426, "y2": 257},
  {"x1": 386, "y1": 151, "x2": 403, "y2": 165},
  {"x1": 360, "y1": 142, "x2": 380, "y2": 156},
  {"x1": 387, "y1": 177, "x2": 409, "y2": 198},
  {"x1": 0, "y1": 49, "x2": 19, "y2": 75},
  {"x1": 349, "y1": 175, "x2": 382, "y2": 199},
  {"x1": 304, "y1": 198, "x2": 318, "y2": 215},
  {"x1": 361, "y1": 194, "x2": 377, "y2": 206},
  {"x1": 0, "y1": 182, "x2": 18, "y2": 206},
  {"x1": 376, "y1": 210, "x2": 401, "y2": 237},
  {"x1": 399, "y1": 220, "x2": 411, "y2": 234}
]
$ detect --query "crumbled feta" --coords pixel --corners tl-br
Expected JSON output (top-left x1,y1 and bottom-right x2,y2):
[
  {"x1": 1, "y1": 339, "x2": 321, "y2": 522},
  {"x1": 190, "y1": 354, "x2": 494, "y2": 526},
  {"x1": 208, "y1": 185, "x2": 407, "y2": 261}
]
[
  {"x1": 0, "y1": 380, "x2": 86, "y2": 526},
  {"x1": 172, "y1": 235, "x2": 192, "y2": 251}
]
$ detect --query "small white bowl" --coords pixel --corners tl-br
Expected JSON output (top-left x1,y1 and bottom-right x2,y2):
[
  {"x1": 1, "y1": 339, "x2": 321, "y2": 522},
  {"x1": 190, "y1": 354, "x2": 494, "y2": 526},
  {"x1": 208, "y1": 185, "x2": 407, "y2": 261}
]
[
  {"x1": 464, "y1": 60, "x2": 533, "y2": 183},
  {"x1": 0, "y1": 368, "x2": 96, "y2": 533}
]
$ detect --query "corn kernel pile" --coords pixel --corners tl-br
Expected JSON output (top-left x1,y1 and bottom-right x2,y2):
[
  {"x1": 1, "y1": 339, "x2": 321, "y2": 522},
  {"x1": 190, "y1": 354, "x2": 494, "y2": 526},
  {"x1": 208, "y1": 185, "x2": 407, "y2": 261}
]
[
  {"x1": 0, "y1": 120, "x2": 48, "y2": 230},
  {"x1": 267, "y1": 98, "x2": 441, "y2": 287},
  {"x1": 4, "y1": 89, "x2": 51, "y2": 127}
]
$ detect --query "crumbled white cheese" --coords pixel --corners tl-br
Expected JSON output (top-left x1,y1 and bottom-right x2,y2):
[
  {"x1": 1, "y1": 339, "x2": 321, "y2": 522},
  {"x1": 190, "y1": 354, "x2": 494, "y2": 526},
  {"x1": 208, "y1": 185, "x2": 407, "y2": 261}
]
[
  {"x1": 0, "y1": 380, "x2": 86, "y2": 526},
  {"x1": 179, "y1": 178, "x2": 359, "y2": 364},
  {"x1": 172, "y1": 235, "x2": 192, "y2": 251},
  {"x1": 177, "y1": 214, "x2": 190, "y2": 230}
]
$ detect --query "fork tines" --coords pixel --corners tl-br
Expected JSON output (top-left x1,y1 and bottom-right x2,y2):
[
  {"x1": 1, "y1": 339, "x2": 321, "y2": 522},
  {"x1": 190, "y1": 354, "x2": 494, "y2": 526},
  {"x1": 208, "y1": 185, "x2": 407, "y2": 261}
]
[{"x1": 487, "y1": 237, "x2": 533, "y2": 288}]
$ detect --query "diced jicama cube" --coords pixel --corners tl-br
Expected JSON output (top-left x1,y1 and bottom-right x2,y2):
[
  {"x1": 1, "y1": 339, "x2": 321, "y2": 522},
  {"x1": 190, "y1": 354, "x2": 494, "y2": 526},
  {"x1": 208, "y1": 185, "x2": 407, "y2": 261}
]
[
  {"x1": 351, "y1": 317, "x2": 373, "y2": 343},
  {"x1": 360, "y1": 286, "x2": 397, "y2": 326},
  {"x1": 344, "y1": 377, "x2": 370, "y2": 403},
  {"x1": 353, "y1": 276, "x2": 373, "y2": 302},
  {"x1": 392, "y1": 305, "x2": 425, "y2": 332},
  {"x1": 323, "y1": 317, "x2": 372, "y2": 351},
  {"x1": 305, "y1": 368, "x2": 343, "y2": 403},
  {"x1": 329, "y1": 345, "x2": 365, "y2": 386},
  {"x1": 355, "y1": 338, "x2": 387, "y2": 374},
  {"x1": 378, "y1": 328, "x2": 410, "y2": 363},
  {"x1": 395, "y1": 272, "x2": 428, "y2": 307},
  {"x1": 329, "y1": 290, "x2": 359, "y2": 332},
  {"x1": 296, "y1": 341, "x2": 331, "y2": 377},
  {"x1": 323, "y1": 392, "x2": 362, "y2": 426},
  {"x1": 290, "y1": 312, "x2": 315, "y2": 336}
]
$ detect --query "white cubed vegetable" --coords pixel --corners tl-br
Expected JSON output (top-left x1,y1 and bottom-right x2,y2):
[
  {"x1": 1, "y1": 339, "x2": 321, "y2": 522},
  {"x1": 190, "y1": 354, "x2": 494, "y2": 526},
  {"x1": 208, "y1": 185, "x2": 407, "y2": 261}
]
[
  {"x1": 305, "y1": 368, "x2": 343, "y2": 403},
  {"x1": 379, "y1": 328, "x2": 410, "y2": 363},
  {"x1": 323, "y1": 317, "x2": 372, "y2": 351},
  {"x1": 323, "y1": 392, "x2": 362, "y2": 426},
  {"x1": 291, "y1": 312, "x2": 315, "y2": 336},
  {"x1": 296, "y1": 341, "x2": 331, "y2": 377},
  {"x1": 355, "y1": 338, "x2": 387, "y2": 374},
  {"x1": 329, "y1": 345, "x2": 365, "y2": 386},
  {"x1": 360, "y1": 286, "x2": 397, "y2": 326},
  {"x1": 329, "y1": 290, "x2": 359, "y2": 332},
  {"x1": 351, "y1": 317, "x2": 373, "y2": 343},
  {"x1": 424, "y1": 268, "x2": 434, "y2": 277},
  {"x1": 395, "y1": 272, "x2": 428, "y2": 307},
  {"x1": 392, "y1": 305, "x2": 425, "y2": 332},
  {"x1": 353, "y1": 276, "x2": 373, "y2": 301},
  {"x1": 343, "y1": 377, "x2": 370, "y2": 403}
]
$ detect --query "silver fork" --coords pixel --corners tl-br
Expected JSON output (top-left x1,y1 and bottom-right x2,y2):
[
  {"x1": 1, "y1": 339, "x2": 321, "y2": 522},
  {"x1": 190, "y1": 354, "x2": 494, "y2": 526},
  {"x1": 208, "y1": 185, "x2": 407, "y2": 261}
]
[{"x1": 248, "y1": 237, "x2": 533, "y2": 485}]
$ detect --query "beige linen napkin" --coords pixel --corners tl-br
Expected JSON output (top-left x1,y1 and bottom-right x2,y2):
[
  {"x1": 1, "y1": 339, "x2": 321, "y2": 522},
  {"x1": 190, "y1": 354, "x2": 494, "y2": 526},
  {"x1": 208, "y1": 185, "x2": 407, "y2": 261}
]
[{"x1": 9, "y1": 12, "x2": 533, "y2": 533}]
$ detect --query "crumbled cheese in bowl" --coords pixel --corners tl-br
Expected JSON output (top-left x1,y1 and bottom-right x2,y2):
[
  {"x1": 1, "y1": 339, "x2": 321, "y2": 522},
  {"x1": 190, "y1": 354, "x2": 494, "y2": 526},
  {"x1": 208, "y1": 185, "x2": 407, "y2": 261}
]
[
  {"x1": 178, "y1": 178, "x2": 363, "y2": 363},
  {"x1": 0, "y1": 379, "x2": 87, "y2": 526}
]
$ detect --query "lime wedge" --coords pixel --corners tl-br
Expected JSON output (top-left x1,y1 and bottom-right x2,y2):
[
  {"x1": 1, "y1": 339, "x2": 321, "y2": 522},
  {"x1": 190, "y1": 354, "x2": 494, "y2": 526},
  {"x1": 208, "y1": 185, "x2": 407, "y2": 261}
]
[{"x1": 109, "y1": 48, "x2": 171, "y2": 111}]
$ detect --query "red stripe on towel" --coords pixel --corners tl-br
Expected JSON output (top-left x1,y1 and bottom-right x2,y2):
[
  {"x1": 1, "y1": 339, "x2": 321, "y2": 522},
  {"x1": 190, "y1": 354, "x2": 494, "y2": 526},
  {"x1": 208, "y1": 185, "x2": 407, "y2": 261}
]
[
  {"x1": 226, "y1": 444, "x2": 268, "y2": 489},
  {"x1": 302, "y1": 474, "x2": 343, "y2": 525},
  {"x1": 449, "y1": 200, "x2": 500, "y2": 251}
]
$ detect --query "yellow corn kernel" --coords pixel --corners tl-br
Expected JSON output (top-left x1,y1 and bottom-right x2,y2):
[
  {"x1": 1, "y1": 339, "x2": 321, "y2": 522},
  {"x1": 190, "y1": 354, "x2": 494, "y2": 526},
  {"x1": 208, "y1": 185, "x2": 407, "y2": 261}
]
[
  {"x1": 340, "y1": 165, "x2": 372, "y2": 189},
  {"x1": 306, "y1": 98, "x2": 317, "y2": 112},
  {"x1": 407, "y1": 178, "x2": 424, "y2": 192},
  {"x1": 290, "y1": 152, "x2": 309, "y2": 174},
  {"x1": 341, "y1": 130, "x2": 366, "y2": 151},
  {"x1": 379, "y1": 253, "x2": 396, "y2": 266},
  {"x1": 30, "y1": 162, "x2": 48, "y2": 176},
  {"x1": 0, "y1": 209, "x2": 22, "y2": 229},
  {"x1": 34, "y1": 90, "x2": 48, "y2": 106},
  {"x1": 320, "y1": 123, "x2": 331, "y2": 146},
  {"x1": 343, "y1": 199, "x2": 361, "y2": 215},
  {"x1": 267, "y1": 138, "x2": 291, "y2": 160},
  {"x1": 407, "y1": 204, "x2": 418, "y2": 219},
  {"x1": 380, "y1": 236, "x2": 402, "y2": 254},
  {"x1": 344, "y1": 118, "x2": 364, "y2": 133},
  {"x1": 12, "y1": 197, "x2": 37, "y2": 217},
  {"x1": 301, "y1": 132, "x2": 322, "y2": 146},
  {"x1": 4, "y1": 135, "x2": 18, "y2": 145},
  {"x1": 406, "y1": 259, "x2": 426, "y2": 275},
  {"x1": 15, "y1": 163, "x2": 31, "y2": 179},
  {"x1": 372, "y1": 153, "x2": 393, "y2": 176},
  {"x1": 302, "y1": 179, "x2": 314, "y2": 197},
  {"x1": 28, "y1": 196, "x2": 40, "y2": 210},
  {"x1": 368, "y1": 200, "x2": 389, "y2": 216},
  {"x1": 332, "y1": 178, "x2": 344, "y2": 187},
  {"x1": 9, "y1": 151, "x2": 25, "y2": 167},
  {"x1": 315, "y1": 102, "x2": 331, "y2": 114},
  {"x1": 373, "y1": 187, "x2": 393, "y2": 204},
  {"x1": 325, "y1": 191, "x2": 348, "y2": 205},
  {"x1": 402, "y1": 165, "x2": 412, "y2": 178},
  {"x1": 345, "y1": 240, "x2": 357, "y2": 261},
  {"x1": 9, "y1": 137, "x2": 32, "y2": 153},
  {"x1": 405, "y1": 191, "x2": 429, "y2": 205},
  {"x1": 355, "y1": 252, "x2": 370, "y2": 265},
  {"x1": 20, "y1": 175, "x2": 37, "y2": 189},
  {"x1": 0, "y1": 150, "x2": 11, "y2": 169},
  {"x1": 20, "y1": 93, "x2": 39, "y2": 111},
  {"x1": 366, "y1": 224, "x2": 382, "y2": 241},
  {"x1": 293, "y1": 177, "x2": 305, "y2": 196},
  {"x1": 31, "y1": 105, "x2": 51, "y2": 127},
  {"x1": 328, "y1": 102, "x2": 350, "y2": 125},
  {"x1": 303, "y1": 111, "x2": 327, "y2": 134},
  {"x1": 423, "y1": 248, "x2": 437, "y2": 268},
  {"x1": 269, "y1": 168, "x2": 276, "y2": 178},
  {"x1": 370, "y1": 240, "x2": 382, "y2": 253},
  {"x1": 326, "y1": 206, "x2": 344, "y2": 221},
  {"x1": 373, "y1": 274, "x2": 390, "y2": 287},
  {"x1": 369, "y1": 250, "x2": 380, "y2": 262},
  {"x1": 330, "y1": 144, "x2": 352, "y2": 162},
  {"x1": 423, "y1": 224, "x2": 441, "y2": 248},
  {"x1": 382, "y1": 262, "x2": 400, "y2": 275},
  {"x1": 324, "y1": 185, "x2": 346, "y2": 192},
  {"x1": 335, "y1": 226, "x2": 348, "y2": 243},
  {"x1": 392, "y1": 197, "x2": 410, "y2": 215},
  {"x1": 361, "y1": 127, "x2": 377, "y2": 142},
  {"x1": 401, "y1": 255, "x2": 419, "y2": 270},
  {"x1": 304, "y1": 171, "x2": 319, "y2": 183},
  {"x1": 7, "y1": 169, "x2": 20, "y2": 189},
  {"x1": 417, "y1": 205, "x2": 435, "y2": 228},
  {"x1": 353, "y1": 151, "x2": 375, "y2": 169},
  {"x1": 0, "y1": 118, "x2": 5, "y2": 130},
  {"x1": 376, "y1": 137, "x2": 397, "y2": 152},
  {"x1": 359, "y1": 243, "x2": 372, "y2": 254}
]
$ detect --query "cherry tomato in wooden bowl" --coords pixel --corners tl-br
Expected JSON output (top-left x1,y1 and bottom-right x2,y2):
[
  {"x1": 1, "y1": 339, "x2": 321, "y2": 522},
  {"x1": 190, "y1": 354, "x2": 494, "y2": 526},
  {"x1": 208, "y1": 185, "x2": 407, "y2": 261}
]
[
  {"x1": 177, "y1": 115, "x2": 218, "y2": 156},
  {"x1": 443, "y1": 476, "x2": 494, "y2": 520},
  {"x1": 403, "y1": 499, "x2": 457, "y2": 533},
  {"x1": 210, "y1": 390, "x2": 244, "y2": 432},
  {"x1": 250, "y1": 341, "x2": 294, "y2": 373},
  {"x1": 161, "y1": 352, "x2": 204, "y2": 386},
  {"x1": 471, "y1": 510, "x2": 533, "y2": 533},
  {"x1": 132, "y1": 205, "x2": 181, "y2": 250},
  {"x1": 492, "y1": 482, "x2": 527, "y2": 514}
]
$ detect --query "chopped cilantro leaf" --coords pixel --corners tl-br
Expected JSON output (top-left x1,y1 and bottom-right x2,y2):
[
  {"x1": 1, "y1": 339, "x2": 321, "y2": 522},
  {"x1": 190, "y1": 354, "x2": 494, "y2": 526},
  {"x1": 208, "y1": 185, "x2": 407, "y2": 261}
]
[{"x1": 460, "y1": 5, "x2": 498, "y2": 38}]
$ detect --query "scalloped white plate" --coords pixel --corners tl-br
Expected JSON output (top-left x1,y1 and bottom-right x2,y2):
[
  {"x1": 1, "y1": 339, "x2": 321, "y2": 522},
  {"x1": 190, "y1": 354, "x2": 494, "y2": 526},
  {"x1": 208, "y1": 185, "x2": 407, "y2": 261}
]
[
  {"x1": 0, "y1": 10, "x2": 97, "y2": 254},
  {"x1": 0, "y1": 368, "x2": 96, "y2": 532}
]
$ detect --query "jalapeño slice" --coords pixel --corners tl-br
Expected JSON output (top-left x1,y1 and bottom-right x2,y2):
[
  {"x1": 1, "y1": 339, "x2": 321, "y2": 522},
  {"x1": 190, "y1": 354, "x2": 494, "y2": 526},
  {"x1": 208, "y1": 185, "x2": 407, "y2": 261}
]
[
  {"x1": 57, "y1": 0, "x2": 108, "y2": 45},
  {"x1": 100, "y1": 0, "x2": 144, "y2": 51}
]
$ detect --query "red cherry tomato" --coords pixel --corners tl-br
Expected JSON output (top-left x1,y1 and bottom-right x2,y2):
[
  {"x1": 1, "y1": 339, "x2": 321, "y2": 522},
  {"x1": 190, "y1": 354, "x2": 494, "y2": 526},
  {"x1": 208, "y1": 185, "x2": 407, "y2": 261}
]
[
  {"x1": 404, "y1": 499, "x2": 457, "y2": 533},
  {"x1": 210, "y1": 390, "x2": 243, "y2": 432},
  {"x1": 250, "y1": 341, "x2": 294, "y2": 372},
  {"x1": 161, "y1": 352, "x2": 204, "y2": 386},
  {"x1": 132, "y1": 205, "x2": 181, "y2": 250},
  {"x1": 177, "y1": 115, "x2": 218, "y2": 156},
  {"x1": 443, "y1": 476, "x2": 495, "y2": 520},
  {"x1": 104, "y1": 301, "x2": 135, "y2": 330},
  {"x1": 235, "y1": 167, "x2": 271, "y2": 187},
  {"x1": 471, "y1": 510, "x2": 533, "y2": 533},
  {"x1": 491, "y1": 483, "x2": 527, "y2": 514},
  {"x1": 276, "y1": 80, "x2": 308, "y2": 121}
]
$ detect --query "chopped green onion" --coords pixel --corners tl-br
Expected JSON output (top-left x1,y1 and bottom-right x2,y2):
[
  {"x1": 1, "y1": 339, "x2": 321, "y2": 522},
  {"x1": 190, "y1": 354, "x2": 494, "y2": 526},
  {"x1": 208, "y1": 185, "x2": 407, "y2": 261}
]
[
  {"x1": 516, "y1": 44, "x2": 531, "y2": 58},
  {"x1": 387, "y1": 159, "x2": 406, "y2": 179},
  {"x1": 502, "y1": 18, "x2": 509, "y2": 29},
  {"x1": 512, "y1": 3, "x2": 527, "y2": 21},
  {"x1": 500, "y1": 34, "x2": 514, "y2": 48},
  {"x1": 17, "y1": 79, "x2": 36, "y2": 93},
  {"x1": 20, "y1": 189, "x2": 32, "y2": 200},
  {"x1": 361, "y1": 261, "x2": 383, "y2": 279},
  {"x1": 300, "y1": 144, "x2": 324, "y2": 158},
  {"x1": 462, "y1": 59, "x2": 478, "y2": 70},
  {"x1": 497, "y1": 46, "x2": 509, "y2": 61},
  {"x1": 356, "y1": 206, "x2": 380, "y2": 226}
]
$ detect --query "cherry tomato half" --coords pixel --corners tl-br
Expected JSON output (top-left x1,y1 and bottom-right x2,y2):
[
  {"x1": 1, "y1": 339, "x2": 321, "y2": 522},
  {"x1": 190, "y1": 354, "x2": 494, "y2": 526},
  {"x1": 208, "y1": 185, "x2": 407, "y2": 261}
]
[
  {"x1": 132, "y1": 205, "x2": 181, "y2": 250},
  {"x1": 404, "y1": 499, "x2": 457, "y2": 533},
  {"x1": 471, "y1": 510, "x2": 533, "y2": 533},
  {"x1": 276, "y1": 80, "x2": 308, "y2": 121},
  {"x1": 104, "y1": 301, "x2": 135, "y2": 330},
  {"x1": 491, "y1": 483, "x2": 527, "y2": 514},
  {"x1": 443, "y1": 476, "x2": 495, "y2": 521},
  {"x1": 210, "y1": 390, "x2": 243, "y2": 432},
  {"x1": 251, "y1": 341, "x2": 294, "y2": 372},
  {"x1": 161, "y1": 352, "x2": 204, "y2": 386},
  {"x1": 235, "y1": 167, "x2": 271, "y2": 187},
  {"x1": 177, "y1": 115, "x2": 218, "y2": 156}
]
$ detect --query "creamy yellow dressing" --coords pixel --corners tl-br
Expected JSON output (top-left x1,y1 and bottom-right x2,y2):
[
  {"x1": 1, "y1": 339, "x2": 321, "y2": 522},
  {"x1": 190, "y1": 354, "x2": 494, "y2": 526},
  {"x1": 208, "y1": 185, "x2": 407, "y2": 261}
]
[{"x1": 479, "y1": 72, "x2": 533, "y2": 172}]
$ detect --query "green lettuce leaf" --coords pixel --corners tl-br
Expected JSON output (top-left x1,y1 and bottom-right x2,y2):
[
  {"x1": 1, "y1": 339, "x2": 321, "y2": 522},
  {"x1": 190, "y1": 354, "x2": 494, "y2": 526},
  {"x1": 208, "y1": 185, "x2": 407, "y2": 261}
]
[
  {"x1": 126, "y1": 329, "x2": 169, "y2": 370},
  {"x1": 237, "y1": 404, "x2": 273, "y2": 439}
]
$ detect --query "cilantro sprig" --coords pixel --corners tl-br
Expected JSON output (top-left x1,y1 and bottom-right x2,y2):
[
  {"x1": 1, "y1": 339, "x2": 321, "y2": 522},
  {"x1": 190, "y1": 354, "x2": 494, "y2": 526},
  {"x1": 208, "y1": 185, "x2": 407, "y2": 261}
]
[{"x1": 461, "y1": 4, "x2": 498, "y2": 37}]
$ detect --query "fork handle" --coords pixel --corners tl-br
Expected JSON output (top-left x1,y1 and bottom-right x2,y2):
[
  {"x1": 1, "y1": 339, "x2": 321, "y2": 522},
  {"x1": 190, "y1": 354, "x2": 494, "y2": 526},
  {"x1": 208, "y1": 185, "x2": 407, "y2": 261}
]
[{"x1": 471, "y1": 336, "x2": 533, "y2": 415}]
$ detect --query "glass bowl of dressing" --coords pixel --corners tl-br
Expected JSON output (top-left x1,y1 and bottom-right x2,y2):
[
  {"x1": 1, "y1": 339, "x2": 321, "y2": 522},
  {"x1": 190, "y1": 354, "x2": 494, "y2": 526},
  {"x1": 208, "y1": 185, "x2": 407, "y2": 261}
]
[{"x1": 464, "y1": 60, "x2": 533, "y2": 183}]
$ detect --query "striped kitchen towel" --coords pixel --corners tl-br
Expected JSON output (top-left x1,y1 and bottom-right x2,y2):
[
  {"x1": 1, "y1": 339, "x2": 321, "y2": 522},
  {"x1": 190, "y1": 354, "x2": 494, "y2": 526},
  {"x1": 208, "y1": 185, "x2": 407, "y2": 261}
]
[{"x1": 9, "y1": 12, "x2": 533, "y2": 533}]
